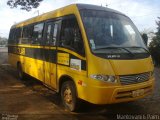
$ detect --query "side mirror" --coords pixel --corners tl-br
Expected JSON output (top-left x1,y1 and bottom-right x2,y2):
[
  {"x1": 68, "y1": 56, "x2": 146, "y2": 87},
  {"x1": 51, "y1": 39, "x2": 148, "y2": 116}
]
[{"x1": 142, "y1": 33, "x2": 148, "y2": 46}]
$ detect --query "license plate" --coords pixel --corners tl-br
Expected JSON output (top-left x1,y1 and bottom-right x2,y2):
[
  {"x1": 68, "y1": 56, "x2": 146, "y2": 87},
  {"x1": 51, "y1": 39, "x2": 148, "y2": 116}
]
[{"x1": 132, "y1": 89, "x2": 144, "y2": 97}]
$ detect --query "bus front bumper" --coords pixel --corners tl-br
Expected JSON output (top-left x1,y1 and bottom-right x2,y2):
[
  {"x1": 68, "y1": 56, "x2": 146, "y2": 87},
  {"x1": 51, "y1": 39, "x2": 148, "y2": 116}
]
[{"x1": 83, "y1": 78, "x2": 154, "y2": 105}]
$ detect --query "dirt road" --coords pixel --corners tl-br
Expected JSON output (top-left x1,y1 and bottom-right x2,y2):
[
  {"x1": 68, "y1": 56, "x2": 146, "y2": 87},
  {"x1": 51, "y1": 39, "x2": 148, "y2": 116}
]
[{"x1": 0, "y1": 48, "x2": 160, "y2": 120}]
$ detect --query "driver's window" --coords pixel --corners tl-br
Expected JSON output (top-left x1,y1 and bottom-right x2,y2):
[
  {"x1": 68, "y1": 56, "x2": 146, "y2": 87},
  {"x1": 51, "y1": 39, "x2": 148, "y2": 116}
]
[{"x1": 60, "y1": 16, "x2": 85, "y2": 56}]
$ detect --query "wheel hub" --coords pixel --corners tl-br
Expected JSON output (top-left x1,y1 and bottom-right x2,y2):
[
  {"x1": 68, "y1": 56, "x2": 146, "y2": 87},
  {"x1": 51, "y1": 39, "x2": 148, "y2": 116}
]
[{"x1": 64, "y1": 88, "x2": 72, "y2": 104}]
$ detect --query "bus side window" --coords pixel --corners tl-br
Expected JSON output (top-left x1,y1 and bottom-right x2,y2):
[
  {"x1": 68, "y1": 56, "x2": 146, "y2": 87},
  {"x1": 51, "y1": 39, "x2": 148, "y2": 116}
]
[
  {"x1": 8, "y1": 28, "x2": 15, "y2": 44},
  {"x1": 46, "y1": 24, "x2": 52, "y2": 45},
  {"x1": 32, "y1": 23, "x2": 44, "y2": 45},
  {"x1": 9, "y1": 28, "x2": 22, "y2": 44},
  {"x1": 60, "y1": 17, "x2": 85, "y2": 56},
  {"x1": 15, "y1": 28, "x2": 22, "y2": 44},
  {"x1": 45, "y1": 22, "x2": 58, "y2": 46},
  {"x1": 21, "y1": 25, "x2": 33, "y2": 44},
  {"x1": 52, "y1": 23, "x2": 58, "y2": 46}
]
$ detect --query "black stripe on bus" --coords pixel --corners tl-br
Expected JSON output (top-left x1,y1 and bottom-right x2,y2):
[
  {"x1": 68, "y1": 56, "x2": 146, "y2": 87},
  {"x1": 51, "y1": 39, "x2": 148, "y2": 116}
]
[
  {"x1": 8, "y1": 46, "x2": 86, "y2": 71},
  {"x1": 25, "y1": 48, "x2": 57, "y2": 63}
]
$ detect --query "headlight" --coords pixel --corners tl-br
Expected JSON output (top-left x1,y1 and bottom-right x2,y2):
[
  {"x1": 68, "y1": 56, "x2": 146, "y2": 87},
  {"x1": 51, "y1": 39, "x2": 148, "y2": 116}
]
[{"x1": 90, "y1": 74, "x2": 118, "y2": 83}]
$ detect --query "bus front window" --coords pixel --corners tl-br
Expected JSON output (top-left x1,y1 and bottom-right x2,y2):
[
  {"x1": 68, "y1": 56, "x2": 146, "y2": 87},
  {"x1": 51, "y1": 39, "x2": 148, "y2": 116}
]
[{"x1": 80, "y1": 10, "x2": 148, "y2": 57}]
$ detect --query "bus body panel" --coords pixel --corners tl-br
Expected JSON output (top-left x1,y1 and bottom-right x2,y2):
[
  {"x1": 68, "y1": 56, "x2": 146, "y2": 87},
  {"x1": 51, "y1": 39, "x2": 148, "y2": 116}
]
[
  {"x1": 109, "y1": 57, "x2": 153, "y2": 75},
  {"x1": 87, "y1": 53, "x2": 153, "y2": 76}
]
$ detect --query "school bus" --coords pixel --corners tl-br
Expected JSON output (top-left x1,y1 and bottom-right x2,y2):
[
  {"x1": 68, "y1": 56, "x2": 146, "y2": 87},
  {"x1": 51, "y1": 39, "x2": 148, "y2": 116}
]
[{"x1": 8, "y1": 4, "x2": 155, "y2": 111}]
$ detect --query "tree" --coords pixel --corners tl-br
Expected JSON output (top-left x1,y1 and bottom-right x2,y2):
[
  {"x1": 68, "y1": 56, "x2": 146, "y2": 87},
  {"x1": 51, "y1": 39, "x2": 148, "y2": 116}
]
[
  {"x1": 7, "y1": 0, "x2": 43, "y2": 11},
  {"x1": 0, "y1": 37, "x2": 8, "y2": 47},
  {"x1": 141, "y1": 33, "x2": 148, "y2": 45},
  {"x1": 140, "y1": 29, "x2": 155, "y2": 46},
  {"x1": 149, "y1": 17, "x2": 160, "y2": 66},
  {"x1": 156, "y1": 17, "x2": 160, "y2": 35}
]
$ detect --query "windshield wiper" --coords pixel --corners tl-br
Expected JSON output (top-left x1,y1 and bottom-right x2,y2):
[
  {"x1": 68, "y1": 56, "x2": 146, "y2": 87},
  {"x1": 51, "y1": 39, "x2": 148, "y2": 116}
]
[
  {"x1": 94, "y1": 47, "x2": 135, "y2": 57},
  {"x1": 127, "y1": 46, "x2": 149, "y2": 53}
]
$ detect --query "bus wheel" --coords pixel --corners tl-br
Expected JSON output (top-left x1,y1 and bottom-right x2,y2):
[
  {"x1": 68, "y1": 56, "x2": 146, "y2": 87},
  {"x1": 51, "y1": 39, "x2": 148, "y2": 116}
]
[
  {"x1": 61, "y1": 81, "x2": 78, "y2": 112},
  {"x1": 17, "y1": 63, "x2": 25, "y2": 80}
]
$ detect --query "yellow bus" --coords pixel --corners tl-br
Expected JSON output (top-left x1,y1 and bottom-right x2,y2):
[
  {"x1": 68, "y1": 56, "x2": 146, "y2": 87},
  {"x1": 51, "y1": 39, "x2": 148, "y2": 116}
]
[{"x1": 8, "y1": 4, "x2": 155, "y2": 111}]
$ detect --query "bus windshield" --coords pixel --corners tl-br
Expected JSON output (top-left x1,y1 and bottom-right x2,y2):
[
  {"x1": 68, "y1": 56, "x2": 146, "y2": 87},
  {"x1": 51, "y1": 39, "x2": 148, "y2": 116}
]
[{"x1": 80, "y1": 10, "x2": 147, "y2": 53}]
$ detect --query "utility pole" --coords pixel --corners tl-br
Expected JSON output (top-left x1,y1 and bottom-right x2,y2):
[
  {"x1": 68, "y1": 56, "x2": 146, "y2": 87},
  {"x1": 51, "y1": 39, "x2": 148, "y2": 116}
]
[
  {"x1": 106, "y1": 0, "x2": 108, "y2": 7},
  {"x1": 34, "y1": 10, "x2": 40, "y2": 16}
]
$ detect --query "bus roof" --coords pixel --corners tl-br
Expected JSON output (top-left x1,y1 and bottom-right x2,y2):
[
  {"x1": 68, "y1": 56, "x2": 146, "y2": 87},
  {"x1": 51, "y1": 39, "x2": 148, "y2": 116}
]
[
  {"x1": 77, "y1": 4, "x2": 123, "y2": 15},
  {"x1": 11, "y1": 4, "x2": 125, "y2": 28}
]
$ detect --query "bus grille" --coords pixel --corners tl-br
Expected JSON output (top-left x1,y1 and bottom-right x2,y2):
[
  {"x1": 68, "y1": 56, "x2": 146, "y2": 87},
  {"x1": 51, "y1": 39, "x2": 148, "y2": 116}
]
[{"x1": 119, "y1": 72, "x2": 150, "y2": 85}]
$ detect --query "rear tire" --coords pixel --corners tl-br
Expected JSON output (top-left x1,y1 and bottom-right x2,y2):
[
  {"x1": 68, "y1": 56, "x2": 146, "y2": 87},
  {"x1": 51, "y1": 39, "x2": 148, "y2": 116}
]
[
  {"x1": 17, "y1": 63, "x2": 25, "y2": 80},
  {"x1": 61, "y1": 81, "x2": 79, "y2": 112}
]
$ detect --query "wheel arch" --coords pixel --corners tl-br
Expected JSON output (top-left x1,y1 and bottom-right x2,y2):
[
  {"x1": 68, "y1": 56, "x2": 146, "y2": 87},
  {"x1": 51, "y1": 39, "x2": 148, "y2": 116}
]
[{"x1": 58, "y1": 75, "x2": 78, "y2": 96}]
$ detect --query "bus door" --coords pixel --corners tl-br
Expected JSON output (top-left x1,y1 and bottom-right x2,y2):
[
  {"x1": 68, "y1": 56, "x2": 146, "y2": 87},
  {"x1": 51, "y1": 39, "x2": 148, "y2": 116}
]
[{"x1": 43, "y1": 20, "x2": 61, "y2": 89}]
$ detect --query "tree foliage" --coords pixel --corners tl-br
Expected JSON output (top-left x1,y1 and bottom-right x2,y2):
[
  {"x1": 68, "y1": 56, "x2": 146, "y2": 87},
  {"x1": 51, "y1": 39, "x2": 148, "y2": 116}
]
[
  {"x1": 0, "y1": 37, "x2": 8, "y2": 46},
  {"x1": 149, "y1": 17, "x2": 160, "y2": 66},
  {"x1": 7, "y1": 0, "x2": 43, "y2": 11},
  {"x1": 141, "y1": 33, "x2": 148, "y2": 45},
  {"x1": 156, "y1": 17, "x2": 160, "y2": 35}
]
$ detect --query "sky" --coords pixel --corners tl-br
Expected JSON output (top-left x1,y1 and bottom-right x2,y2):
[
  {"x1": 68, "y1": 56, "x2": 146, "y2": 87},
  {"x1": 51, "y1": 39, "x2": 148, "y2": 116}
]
[{"x1": 0, "y1": 0, "x2": 160, "y2": 38}]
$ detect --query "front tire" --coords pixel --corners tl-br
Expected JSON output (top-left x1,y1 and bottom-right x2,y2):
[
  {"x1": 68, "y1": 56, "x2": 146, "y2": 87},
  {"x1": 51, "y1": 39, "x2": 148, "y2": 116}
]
[{"x1": 61, "y1": 81, "x2": 78, "y2": 112}]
